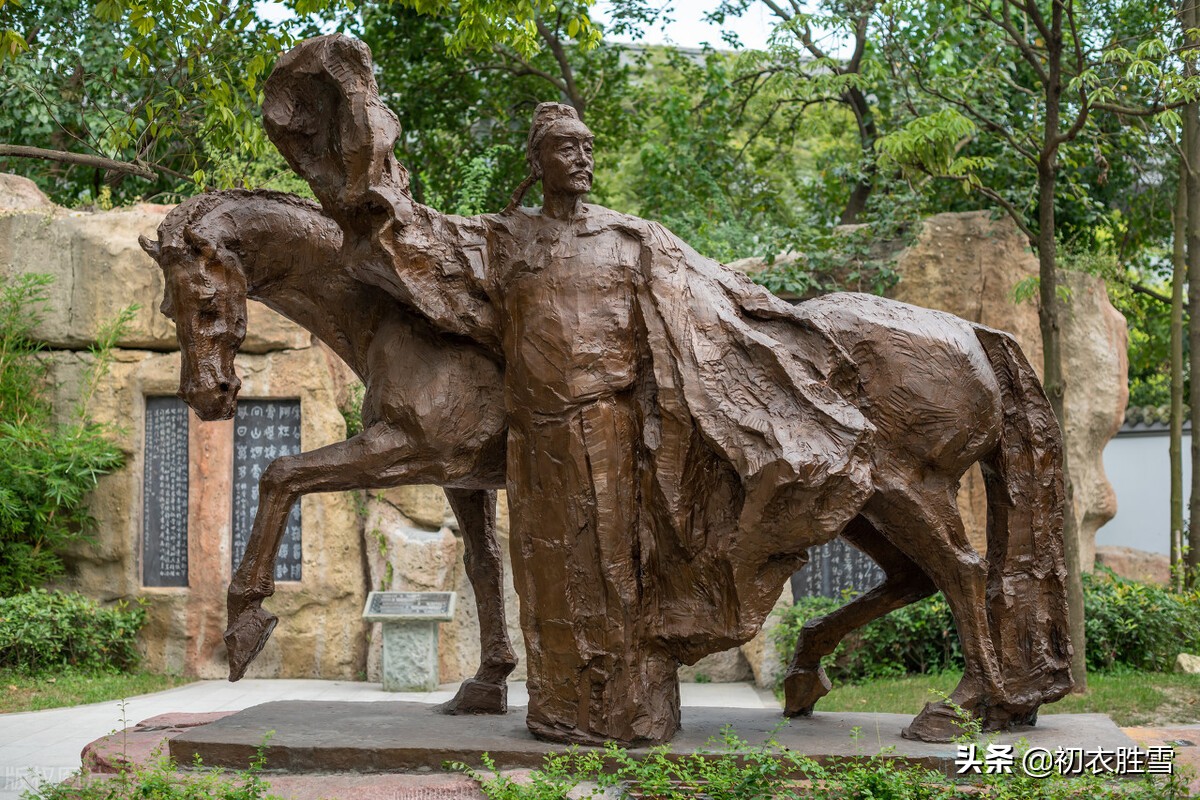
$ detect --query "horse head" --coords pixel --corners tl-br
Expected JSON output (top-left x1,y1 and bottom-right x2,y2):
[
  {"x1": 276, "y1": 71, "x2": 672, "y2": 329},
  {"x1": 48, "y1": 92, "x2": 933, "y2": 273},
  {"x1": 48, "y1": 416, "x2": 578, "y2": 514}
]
[{"x1": 140, "y1": 199, "x2": 247, "y2": 421}]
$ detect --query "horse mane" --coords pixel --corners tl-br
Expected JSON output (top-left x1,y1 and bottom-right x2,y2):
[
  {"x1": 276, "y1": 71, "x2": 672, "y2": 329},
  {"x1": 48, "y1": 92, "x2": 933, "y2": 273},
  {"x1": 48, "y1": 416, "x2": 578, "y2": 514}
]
[{"x1": 158, "y1": 188, "x2": 325, "y2": 255}]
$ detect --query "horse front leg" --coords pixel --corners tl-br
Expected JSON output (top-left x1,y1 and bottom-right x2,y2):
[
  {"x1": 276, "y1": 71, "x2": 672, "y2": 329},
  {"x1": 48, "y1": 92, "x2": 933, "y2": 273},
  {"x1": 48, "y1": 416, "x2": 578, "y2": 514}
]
[
  {"x1": 783, "y1": 514, "x2": 937, "y2": 716},
  {"x1": 436, "y1": 488, "x2": 516, "y2": 714},
  {"x1": 226, "y1": 424, "x2": 417, "y2": 680}
]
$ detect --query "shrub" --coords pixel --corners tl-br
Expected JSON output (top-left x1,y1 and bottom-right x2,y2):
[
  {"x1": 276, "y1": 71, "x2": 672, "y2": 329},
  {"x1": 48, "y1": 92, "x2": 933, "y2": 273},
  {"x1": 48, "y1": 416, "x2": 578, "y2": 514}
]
[
  {"x1": 0, "y1": 273, "x2": 132, "y2": 595},
  {"x1": 773, "y1": 573, "x2": 1200, "y2": 682},
  {"x1": 24, "y1": 737, "x2": 280, "y2": 799},
  {"x1": 773, "y1": 592, "x2": 962, "y2": 683},
  {"x1": 458, "y1": 729, "x2": 1196, "y2": 800},
  {"x1": 0, "y1": 589, "x2": 146, "y2": 673},
  {"x1": 1083, "y1": 569, "x2": 1200, "y2": 672}
]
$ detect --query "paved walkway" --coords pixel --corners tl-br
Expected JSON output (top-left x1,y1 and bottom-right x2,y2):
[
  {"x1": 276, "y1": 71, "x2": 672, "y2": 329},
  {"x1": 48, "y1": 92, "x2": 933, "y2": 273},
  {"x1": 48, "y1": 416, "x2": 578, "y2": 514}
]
[{"x1": 0, "y1": 679, "x2": 778, "y2": 799}]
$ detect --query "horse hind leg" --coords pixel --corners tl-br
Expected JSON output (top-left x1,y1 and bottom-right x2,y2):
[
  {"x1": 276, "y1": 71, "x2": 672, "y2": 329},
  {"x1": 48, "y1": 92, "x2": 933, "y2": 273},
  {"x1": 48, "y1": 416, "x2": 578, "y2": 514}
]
[
  {"x1": 863, "y1": 478, "x2": 1008, "y2": 742},
  {"x1": 435, "y1": 487, "x2": 517, "y2": 715},
  {"x1": 783, "y1": 514, "x2": 937, "y2": 717}
]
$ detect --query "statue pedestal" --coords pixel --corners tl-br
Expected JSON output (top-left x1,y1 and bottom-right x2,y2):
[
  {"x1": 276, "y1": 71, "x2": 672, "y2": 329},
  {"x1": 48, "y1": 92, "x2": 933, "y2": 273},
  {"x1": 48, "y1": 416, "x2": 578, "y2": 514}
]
[
  {"x1": 166, "y1": 702, "x2": 1140, "y2": 775},
  {"x1": 378, "y1": 620, "x2": 439, "y2": 692},
  {"x1": 362, "y1": 591, "x2": 456, "y2": 692}
]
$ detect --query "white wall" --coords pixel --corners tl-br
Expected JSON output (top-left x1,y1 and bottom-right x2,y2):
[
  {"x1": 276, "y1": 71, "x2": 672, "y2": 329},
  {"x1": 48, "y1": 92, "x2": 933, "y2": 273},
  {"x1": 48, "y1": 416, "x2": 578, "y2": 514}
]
[{"x1": 1098, "y1": 432, "x2": 1188, "y2": 556}]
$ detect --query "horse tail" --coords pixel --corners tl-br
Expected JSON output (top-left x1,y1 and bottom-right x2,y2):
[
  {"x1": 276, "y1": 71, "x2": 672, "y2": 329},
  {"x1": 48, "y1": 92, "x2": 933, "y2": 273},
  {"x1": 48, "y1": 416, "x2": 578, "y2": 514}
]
[{"x1": 974, "y1": 325, "x2": 1074, "y2": 722}]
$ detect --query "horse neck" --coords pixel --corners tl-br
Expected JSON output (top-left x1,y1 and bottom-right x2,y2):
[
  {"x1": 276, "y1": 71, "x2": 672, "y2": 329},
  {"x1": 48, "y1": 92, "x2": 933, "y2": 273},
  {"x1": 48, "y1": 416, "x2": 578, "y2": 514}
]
[{"x1": 211, "y1": 196, "x2": 377, "y2": 378}]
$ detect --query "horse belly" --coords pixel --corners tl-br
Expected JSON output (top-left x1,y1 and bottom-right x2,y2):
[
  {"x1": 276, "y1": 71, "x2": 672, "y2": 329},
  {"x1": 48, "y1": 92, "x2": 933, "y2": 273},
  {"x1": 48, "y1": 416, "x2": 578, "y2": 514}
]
[
  {"x1": 801, "y1": 294, "x2": 1001, "y2": 470},
  {"x1": 364, "y1": 316, "x2": 506, "y2": 471}
]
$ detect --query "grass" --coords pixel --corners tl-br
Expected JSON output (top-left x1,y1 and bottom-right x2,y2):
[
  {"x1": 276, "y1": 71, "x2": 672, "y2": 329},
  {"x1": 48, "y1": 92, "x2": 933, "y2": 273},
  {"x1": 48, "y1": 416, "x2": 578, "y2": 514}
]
[
  {"x1": 815, "y1": 670, "x2": 1200, "y2": 727},
  {"x1": 0, "y1": 669, "x2": 192, "y2": 713}
]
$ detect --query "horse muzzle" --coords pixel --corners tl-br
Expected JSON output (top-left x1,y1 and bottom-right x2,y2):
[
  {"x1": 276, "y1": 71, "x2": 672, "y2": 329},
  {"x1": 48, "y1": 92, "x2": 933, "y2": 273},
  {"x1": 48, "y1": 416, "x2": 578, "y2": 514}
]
[{"x1": 181, "y1": 376, "x2": 241, "y2": 421}]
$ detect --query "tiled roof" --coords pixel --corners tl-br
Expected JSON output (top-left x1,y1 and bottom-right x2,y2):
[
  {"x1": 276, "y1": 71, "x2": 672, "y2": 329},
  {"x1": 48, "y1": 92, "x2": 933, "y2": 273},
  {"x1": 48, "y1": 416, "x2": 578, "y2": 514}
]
[{"x1": 1120, "y1": 405, "x2": 1190, "y2": 435}]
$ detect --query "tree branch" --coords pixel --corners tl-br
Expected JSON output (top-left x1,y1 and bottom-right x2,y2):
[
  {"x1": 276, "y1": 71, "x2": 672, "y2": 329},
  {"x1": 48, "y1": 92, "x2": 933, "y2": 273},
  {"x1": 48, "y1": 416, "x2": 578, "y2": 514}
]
[
  {"x1": 490, "y1": 45, "x2": 567, "y2": 95},
  {"x1": 846, "y1": 4, "x2": 875, "y2": 74},
  {"x1": 760, "y1": 0, "x2": 795, "y2": 23},
  {"x1": 1013, "y1": 0, "x2": 1052, "y2": 47},
  {"x1": 0, "y1": 145, "x2": 156, "y2": 179},
  {"x1": 966, "y1": 0, "x2": 1049, "y2": 84},
  {"x1": 975, "y1": 183, "x2": 1038, "y2": 243},
  {"x1": 1128, "y1": 280, "x2": 1172, "y2": 305},
  {"x1": 535, "y1": 18, "x2": 582, "y2": 112},
  {"x1": 1094, "y1": 99, "x2": 1188, "y2": 117},
  {"x1": 1059, "y1": 86, "x2": 1090, "y2": 145},
  {"x1": 908, "y1": 68, "x2": 1041, "y2": 163}
]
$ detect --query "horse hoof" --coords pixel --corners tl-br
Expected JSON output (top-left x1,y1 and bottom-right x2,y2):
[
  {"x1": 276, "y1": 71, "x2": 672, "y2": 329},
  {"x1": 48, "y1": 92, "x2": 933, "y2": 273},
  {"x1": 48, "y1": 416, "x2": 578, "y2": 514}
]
[
  {"x1": 434, "y1": 678, "x2": 507, "y2": 715},
  {"x1": 782, "y1": 666, "x2": 831, "y2": 717},
  {"x1": 901, "y1": 701, "x2": 977, "y2": 743},
  {"x1": 224, "y1": 606, "x2": 278, "y2": 682}
]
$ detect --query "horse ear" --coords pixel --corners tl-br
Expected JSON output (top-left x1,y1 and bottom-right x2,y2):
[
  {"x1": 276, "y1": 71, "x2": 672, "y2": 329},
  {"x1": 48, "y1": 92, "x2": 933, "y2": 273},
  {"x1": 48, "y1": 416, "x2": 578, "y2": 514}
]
[
  {"x1": 138, "y1": 234, "x2": 161, "y2": 264},
  {"x1": 183, "y1": 226, "x2": 216, "y2": 258}
]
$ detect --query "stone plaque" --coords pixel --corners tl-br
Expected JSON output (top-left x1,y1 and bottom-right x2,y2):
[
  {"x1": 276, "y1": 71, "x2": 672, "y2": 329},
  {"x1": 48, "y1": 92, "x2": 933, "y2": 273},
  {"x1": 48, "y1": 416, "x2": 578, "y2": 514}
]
[
  {"x1": 363, "y1": 591, "x2": 456, "y2": 622},
  {"x1": 143, "y1": 396, "x2": 189, "y2": 587},
  {"x1": 792, "y1": 539, "x2": 885, "y2": 600},
  {"x1": 231, "y1": 399, "x2": 302, "y2": 581}
]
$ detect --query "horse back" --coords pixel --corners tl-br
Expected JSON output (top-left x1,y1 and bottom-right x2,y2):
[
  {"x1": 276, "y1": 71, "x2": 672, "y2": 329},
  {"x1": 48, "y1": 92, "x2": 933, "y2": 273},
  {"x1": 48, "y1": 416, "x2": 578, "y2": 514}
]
[{"x1": 796, "y1": 293, "x2": 1002, "y2": 470}]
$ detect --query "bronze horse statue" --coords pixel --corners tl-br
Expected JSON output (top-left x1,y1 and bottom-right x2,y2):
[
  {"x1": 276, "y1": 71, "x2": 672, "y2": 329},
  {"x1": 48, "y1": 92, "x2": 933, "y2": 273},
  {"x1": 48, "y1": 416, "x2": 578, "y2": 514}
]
[
  {"x1": 140, "y1": 187, "x2": 1072, "y2": 742},
  {"x1": 139, "y1": 189, "x2": 515, "y2": 714}
]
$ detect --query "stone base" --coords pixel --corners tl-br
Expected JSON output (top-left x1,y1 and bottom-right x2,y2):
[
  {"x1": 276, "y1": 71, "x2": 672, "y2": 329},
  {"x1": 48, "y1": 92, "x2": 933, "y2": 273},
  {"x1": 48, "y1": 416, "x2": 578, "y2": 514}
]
[
  {"x1": 380, "y1": 621, "x2": 440, "y2": 692},
  {"x1": 169, "y1": 701, "x2": 1135, "y2": 775}
]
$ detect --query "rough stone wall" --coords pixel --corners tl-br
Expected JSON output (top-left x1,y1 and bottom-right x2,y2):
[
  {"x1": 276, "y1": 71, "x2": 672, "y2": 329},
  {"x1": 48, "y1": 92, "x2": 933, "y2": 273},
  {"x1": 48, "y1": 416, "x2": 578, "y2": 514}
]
[{"x1": 1, "y1": 175, "x2": 366, "y2": 679}]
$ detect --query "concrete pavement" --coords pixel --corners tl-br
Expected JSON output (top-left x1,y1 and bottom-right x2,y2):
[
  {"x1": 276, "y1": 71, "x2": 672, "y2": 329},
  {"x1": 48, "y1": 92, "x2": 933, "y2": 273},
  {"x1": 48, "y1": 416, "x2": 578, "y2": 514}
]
[{"x1": 0, "y1": 679, "x2": 778, "y2": 799}]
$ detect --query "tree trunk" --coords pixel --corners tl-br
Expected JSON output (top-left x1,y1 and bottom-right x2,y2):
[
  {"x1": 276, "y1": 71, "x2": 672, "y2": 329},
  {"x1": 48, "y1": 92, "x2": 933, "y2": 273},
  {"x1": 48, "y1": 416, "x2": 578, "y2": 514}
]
[
  {"x1": 1036, "y1": 6, "x2": 1086, "y2": 690},
  {"x1": 1171, "y1": 167, "x2": 1187, "y2": 592},
  {"x1": 1037, "y1": 156, "x2": 1086, "y2": 691},
  {"x1": 839, "y1": 86, "x2": 877, "y2": 225},
  {"x1": 1186, "y1": 0, "x2": 1200, "y2": 588}
]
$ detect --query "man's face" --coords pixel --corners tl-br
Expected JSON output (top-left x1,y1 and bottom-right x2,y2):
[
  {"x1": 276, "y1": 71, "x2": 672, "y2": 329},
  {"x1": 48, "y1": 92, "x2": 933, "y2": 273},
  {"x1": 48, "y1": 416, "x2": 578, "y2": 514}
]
[{"x1": 539, "y1": 122, "x2": 594, "y2": 198}]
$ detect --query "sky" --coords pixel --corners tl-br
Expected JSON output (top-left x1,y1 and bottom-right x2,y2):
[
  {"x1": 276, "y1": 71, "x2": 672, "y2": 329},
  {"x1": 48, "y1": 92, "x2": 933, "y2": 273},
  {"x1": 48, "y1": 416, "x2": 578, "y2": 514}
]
[
  {"x1": 254, "y1": 1, "x2": 777, "y2": 51},
  {"x1": 590, "y1": 1, "x2": 775, "y2": 50}
]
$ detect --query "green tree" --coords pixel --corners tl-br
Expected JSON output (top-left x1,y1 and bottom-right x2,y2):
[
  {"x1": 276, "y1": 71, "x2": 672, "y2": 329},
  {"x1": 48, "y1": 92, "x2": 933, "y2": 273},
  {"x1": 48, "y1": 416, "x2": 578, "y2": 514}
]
[
  {"x1": 876, "y1": 0, "x2": 1198, "y2": 688},
  {"x1": 0, "y1": 0, "x2": 599, "y2": 203},
  {"x1": 0, "y1": 274, "x2": 131, "y2": 595},
  {"x1": 710, "y1": 0, "x2": 888, "y2": 225},
  {"x1": 607, "y1": 46, "x2": 803, "y2": 262},
  {"x1": 357, "y1": 0, "x2": 642, "y2": 214}
]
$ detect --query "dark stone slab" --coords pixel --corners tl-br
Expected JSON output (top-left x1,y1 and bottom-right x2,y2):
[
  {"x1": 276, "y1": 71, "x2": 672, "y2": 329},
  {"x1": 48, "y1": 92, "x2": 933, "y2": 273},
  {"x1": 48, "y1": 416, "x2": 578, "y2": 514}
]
[
  {"x1": 792, "y1": 538, "x2": 885, "y2": 599},
  {"x1": 142, "y1": 396, "x2": 189, "y2": 587},
  {"x1": 169, "y1": 701, "x2": 1135, "y2": 775},
  {"x1": 231, "y1": 399, "x2": 302, "y2": 582}
]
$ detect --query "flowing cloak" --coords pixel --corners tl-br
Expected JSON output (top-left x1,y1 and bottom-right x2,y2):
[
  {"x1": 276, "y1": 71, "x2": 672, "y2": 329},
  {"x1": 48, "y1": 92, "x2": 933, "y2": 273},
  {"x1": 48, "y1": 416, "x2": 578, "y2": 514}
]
[{"x1": 264, "y1": 33, "x2": 877, "y2": 662}]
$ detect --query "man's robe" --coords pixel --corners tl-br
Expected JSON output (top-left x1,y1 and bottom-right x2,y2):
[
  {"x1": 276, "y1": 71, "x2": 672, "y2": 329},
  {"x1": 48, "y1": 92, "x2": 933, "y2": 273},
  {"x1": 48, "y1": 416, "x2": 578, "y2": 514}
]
[{"x1": 357, "y1": 203, "x2": 879, "y2": 663}]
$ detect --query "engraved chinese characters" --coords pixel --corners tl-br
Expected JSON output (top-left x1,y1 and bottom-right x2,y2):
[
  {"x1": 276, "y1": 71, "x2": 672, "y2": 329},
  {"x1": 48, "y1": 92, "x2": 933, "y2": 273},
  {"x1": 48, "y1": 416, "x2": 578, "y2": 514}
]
[
  {"x1": 232, "y1": 400, "x2": 302, "y2": 581},
  {"x1": 143, "y1": 396, "x2": 189, "y2": 587},
  {"x1": 793, "y1": 540, "x2": 886, "y2": 600}
]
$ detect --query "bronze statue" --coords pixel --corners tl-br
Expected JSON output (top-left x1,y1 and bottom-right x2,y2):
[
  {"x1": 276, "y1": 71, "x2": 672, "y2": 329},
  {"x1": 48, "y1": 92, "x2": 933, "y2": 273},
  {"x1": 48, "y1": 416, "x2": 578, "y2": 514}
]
[
  {"x1": 138, "y1": 191, "x2": 517, "y2": 715},
  {"x1": 144, "y1": 31, "x2": 1074, "y2": 746}
]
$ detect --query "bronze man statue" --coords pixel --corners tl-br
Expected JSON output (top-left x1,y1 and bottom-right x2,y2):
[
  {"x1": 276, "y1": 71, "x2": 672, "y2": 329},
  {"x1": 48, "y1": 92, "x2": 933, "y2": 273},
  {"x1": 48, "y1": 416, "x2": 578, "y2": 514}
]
[{"x1": 231, "y1": 33, "x2": 1074, "y2": 746}]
